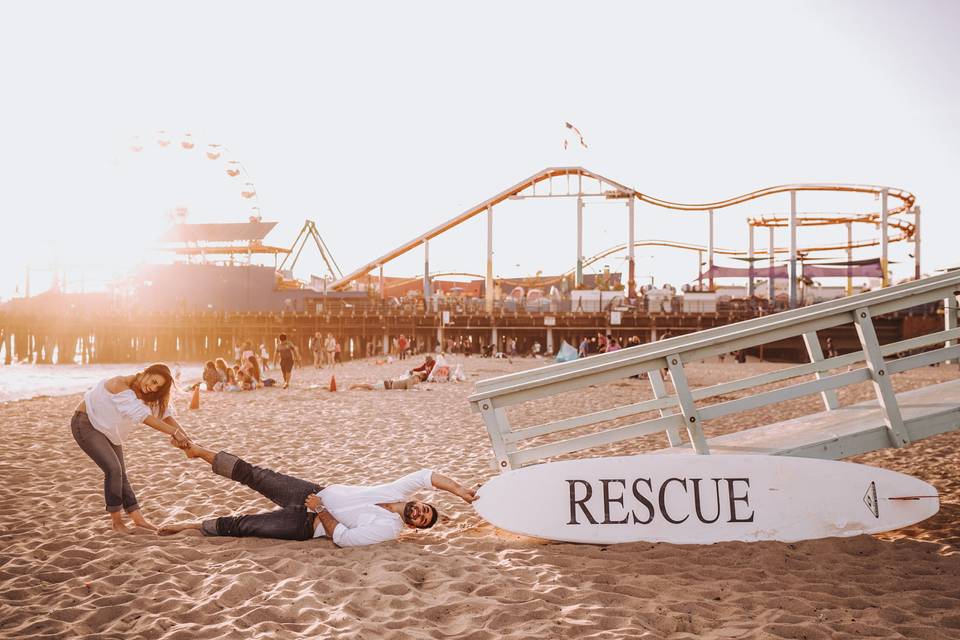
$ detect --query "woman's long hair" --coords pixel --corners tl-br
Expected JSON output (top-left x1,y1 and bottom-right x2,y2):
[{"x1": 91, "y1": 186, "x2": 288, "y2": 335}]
[
  {"x1": 246, "y1": 354, "x2": 262, "y2": 383},
  {"x1": 132, "y1": 363, "x2": 174, "y2": 417},
  {"x1": 215, "y1": 357, "x2": 235, "y2": 384}
]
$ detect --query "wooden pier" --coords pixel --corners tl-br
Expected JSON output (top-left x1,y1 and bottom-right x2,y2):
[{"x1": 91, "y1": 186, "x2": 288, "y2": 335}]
[{"x1": 0, "y1": 298, "x2": 941, "y2": 365}]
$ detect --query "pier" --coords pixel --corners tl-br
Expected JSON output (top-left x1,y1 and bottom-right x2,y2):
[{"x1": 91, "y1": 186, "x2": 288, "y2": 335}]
[{"x1": 0, "y1": 298, "x2": 941, "y2": 366}]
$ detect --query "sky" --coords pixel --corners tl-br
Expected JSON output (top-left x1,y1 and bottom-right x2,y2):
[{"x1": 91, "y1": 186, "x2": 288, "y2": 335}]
[{"x1": 1, "y1": 1, "x2": 959, "y2": 300}]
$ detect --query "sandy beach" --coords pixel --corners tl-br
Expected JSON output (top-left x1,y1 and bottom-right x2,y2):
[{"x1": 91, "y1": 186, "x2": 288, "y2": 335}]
[{"x1": 2, "y1": 356, "x2": 959, "y2": 639}]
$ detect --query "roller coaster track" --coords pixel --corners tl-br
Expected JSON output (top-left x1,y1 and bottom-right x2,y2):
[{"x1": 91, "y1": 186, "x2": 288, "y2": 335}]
[{"x1": 332, "y1": 166, "x2": 916, "y2": 291}]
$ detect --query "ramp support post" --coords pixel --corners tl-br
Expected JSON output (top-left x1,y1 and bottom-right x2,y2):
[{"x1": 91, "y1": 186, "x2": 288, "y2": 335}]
[
  {"x1": 665, "y1": 354, "x2": 709, "y2": 454},
  {"x1": 649, "y1": 369, "x2": 682, "y2": 446},
  {"x1": 479, "y1": 401, "x2": 515, "y2": 471},
  {"x1": 802, "y1": 331, "x2": 840, "y2": 410},
  {"x1": 854, "y1": 307, "x2": 910, "y2": 447},
  {"x1": 946, "y1": 293, "x2": 958, "y2": 365}
]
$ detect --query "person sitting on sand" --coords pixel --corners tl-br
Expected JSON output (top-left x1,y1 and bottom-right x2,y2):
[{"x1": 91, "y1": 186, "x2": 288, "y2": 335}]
[
  {"x1": 244, "y1": 354, "x2": 263, "y2": 387},
  {"x1": 408, "y1": 355, "x2": 436, "y2": 383},
  {"x1": 159, "y1": 443, "x2": 476, "y2": 546},
  {"x1": 348, "y1": 375, "x2": 419, "y2": 391},
  {"x1": 202, "y1": 361, "x2": 220, "y2": 391},
  {"x1": 239, "y1": 370, "x2": 255, "y2": 391},
  {"x1": 215, "y1": 358, "x2": 234, "y2": 389},
  {"x1": 71, "y1": 363, "x2": 193, "y2": 533}
]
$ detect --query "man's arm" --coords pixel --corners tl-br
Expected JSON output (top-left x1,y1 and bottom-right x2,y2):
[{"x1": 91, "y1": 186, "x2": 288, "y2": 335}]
[
  {"x1": 305, "y1": 495, "x2": 400, "y2": 547},
  {"x1": 431, "y1": 472, "x2": 477, "y2": 504},
  {"x1": 315, "y1": 506, "x2": 339, "y2": 539}
]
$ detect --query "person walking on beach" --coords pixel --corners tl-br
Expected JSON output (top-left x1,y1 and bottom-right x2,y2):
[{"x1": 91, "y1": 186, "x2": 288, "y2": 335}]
[
  {"x1": 273, "y1": 333, "x2": 300, "y2": 389},
  {"x1": 324, "y1": 332, "x2": 337, "y2": 367},
  {"x1": 159, "y1": 443, "x2": 477, "y2": 546},
  {"x1": 259, "y1": 343, "x2": 271, "y2": 372},
  {"x1": 70, "y1": 363, "x2": 193, "y2": 533},
  {"x1": 312, "y1": 332, "x2": 323, "y2": 369}
]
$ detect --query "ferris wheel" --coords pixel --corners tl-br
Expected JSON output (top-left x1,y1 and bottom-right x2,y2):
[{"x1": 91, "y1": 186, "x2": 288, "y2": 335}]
[{"x1": 125, "y1": 130, "x2": 263, "y2": 223}]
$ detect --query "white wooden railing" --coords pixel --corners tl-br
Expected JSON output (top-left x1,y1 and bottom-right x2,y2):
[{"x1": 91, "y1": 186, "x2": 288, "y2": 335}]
[{"x1": 468, "y1": 271, "x2": 960, "y2": 471}]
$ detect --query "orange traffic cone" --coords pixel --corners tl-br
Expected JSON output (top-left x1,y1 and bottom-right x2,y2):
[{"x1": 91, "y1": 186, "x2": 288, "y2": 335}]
[
  {"x1": 189, "y1": 384, "x2": 201, "y2": 410},
  {"x1": 329, "y1": 375, "x2": 337, "y2": 392}
]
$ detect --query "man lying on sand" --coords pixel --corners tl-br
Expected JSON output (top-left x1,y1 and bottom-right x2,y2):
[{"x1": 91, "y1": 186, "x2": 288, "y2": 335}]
[
  {"x1": 159, "y1": 442, "x2": 477, "y2": 547},
  {"x1": 348, "y1": 375, "x2": 419, "y2": 391}
]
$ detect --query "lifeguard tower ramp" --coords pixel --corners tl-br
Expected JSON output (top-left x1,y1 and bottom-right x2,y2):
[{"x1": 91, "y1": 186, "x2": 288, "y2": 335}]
[{"x1": 468, "y1": 271, "x2": 960, "y2": 471}]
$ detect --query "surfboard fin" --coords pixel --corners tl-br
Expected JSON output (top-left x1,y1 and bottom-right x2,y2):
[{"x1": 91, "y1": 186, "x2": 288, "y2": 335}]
[{"x1": 863, "y1": 482, "x2": 879, "y2": 518}]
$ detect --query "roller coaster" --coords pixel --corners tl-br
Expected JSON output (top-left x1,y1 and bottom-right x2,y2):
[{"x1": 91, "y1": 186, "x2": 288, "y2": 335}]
[{"x1": 331, "y1": 167, "x2": 920, "y2": 310}]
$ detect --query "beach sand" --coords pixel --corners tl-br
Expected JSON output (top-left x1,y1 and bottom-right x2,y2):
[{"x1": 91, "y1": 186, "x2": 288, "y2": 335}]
[{"x1": 2, "y1": 356, "x2": 959, "y2": 639}]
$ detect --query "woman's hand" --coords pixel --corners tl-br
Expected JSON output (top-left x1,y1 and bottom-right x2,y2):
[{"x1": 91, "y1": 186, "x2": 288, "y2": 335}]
[
  {"x1": 172, "y1": 428, "x2": 192, "y2": 449},
  {"x1": 304, "y1": 494, "x2": 322, "y2": 511}
]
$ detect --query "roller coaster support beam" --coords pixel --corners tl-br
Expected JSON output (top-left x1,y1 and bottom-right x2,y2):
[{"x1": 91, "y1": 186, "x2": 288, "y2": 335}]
[
  {"x1": 768, "y1": 226, "x2": 775, "y2": 303},
  {"x1": 423, "y1": 241, "x2": 430, "y2": 300},
  {"x1": 627, "y1": 195, "x2": 636, "y2": 299},
  {"x1": 378, "y1": 264, "x2": 385, "y2": 300},
  {"x1": 913, "y1": 206, "x2": 921, "y2": 281},
  {"x1": 846, "y1": 221, "x2": 854, "y2": 296},
  {"x1": 789, "y1": 191, "x2": 798, "y2": 309},
  {"x1": 485, "y1": 206, "x2": 494, "y2": 313},
  {"x1": 747, "y1": 223, "x2": 755, "y2": 298},
  {"x1": 576, "y1": 196, "x2": 584, "y2": 288},
  {"x1": 881, "y1": 189, "x2": 889, "y2": 287},
  {"x1": 708, "y1": 209, "x2": 715, "y2": 291}
]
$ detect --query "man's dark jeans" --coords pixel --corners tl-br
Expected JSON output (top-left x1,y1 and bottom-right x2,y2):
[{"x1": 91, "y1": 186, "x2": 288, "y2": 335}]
[{"x1": 202, "y1": 452, "x2": 323, "y2": 540}]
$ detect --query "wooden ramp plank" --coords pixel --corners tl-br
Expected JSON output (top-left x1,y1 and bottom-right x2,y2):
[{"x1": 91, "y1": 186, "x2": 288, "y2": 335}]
[{"x1": 649, "y1": 378, "x2": 960, "y2": 459}]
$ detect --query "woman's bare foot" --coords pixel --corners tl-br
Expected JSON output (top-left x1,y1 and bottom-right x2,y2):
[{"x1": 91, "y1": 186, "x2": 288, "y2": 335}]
[
  {"x1": 158, "y1": 523, "x2": 202, "y2": 536},
  {"x1": 129, "y1": 510, "x2": 158, "y2": 532},
  {"x1": 111, "y1": 521, "x2": 134, "y2": 534}
]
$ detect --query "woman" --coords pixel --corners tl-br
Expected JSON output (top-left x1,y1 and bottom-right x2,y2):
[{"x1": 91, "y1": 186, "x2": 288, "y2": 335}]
[
  {"x1": 202, "y1": 360, "x2": 220, "y2": 391},
  {"x1": 239, "y1": 370, "x2": 255, "y2": 391},
  {"x1": 273, "y1": 332, "x2": 300, "y2": 389},
  {"x1": 215, "y1": 358, "x2": 234, "y2": 389},
  {"x1": 244, "y1": 354, "x2": 263, "y2": 387},
  {"x1": 70, "y1": 363, "x2": 192, "y2": 533}
]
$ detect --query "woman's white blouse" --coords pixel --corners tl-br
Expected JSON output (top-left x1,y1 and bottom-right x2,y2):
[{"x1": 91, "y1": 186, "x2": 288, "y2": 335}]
[{"x1": 83, "y1": 379, "x2": 174, "y2": 446}]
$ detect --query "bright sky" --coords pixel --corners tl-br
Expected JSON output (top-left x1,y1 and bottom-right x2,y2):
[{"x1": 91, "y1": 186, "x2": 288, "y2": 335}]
[{"x1": 1, "y1": 1, "x2": 958, "y2": 301}]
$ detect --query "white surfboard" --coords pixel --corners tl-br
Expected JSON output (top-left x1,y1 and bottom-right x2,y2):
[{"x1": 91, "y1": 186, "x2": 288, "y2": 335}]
[{"x1": 474, "y1": 455, "x2": 939, "y2": 544}]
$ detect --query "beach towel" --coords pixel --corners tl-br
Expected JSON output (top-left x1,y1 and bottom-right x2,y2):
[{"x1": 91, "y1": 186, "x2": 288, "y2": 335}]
[
  {"x1": 427, "y1": 355, "x2": 451, "y2": 382},
  {"x1": 555, "y1": 340, "x2": 579, "y2": 363}
]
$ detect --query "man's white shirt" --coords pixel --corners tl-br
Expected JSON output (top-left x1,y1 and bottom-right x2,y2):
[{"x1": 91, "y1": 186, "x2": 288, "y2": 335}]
[{"x1": 313, "y1": 469, "x2": 433, "y2": 547}]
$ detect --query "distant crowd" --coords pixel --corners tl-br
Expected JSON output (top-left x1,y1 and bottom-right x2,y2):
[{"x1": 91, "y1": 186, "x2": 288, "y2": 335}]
[{"x1": 202, "y1": 340, "x2": 278, "y2": 392}]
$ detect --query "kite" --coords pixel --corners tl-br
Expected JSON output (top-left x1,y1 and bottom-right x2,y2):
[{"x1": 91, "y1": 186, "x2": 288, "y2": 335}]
[{"x1": 564, "y1": 122, "x2": 588, "y2": 149}]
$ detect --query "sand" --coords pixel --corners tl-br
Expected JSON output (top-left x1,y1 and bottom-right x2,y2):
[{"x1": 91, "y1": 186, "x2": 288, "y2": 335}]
[{"x1": 1, "y1": 356, "x2": 959, "y2": 639}]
